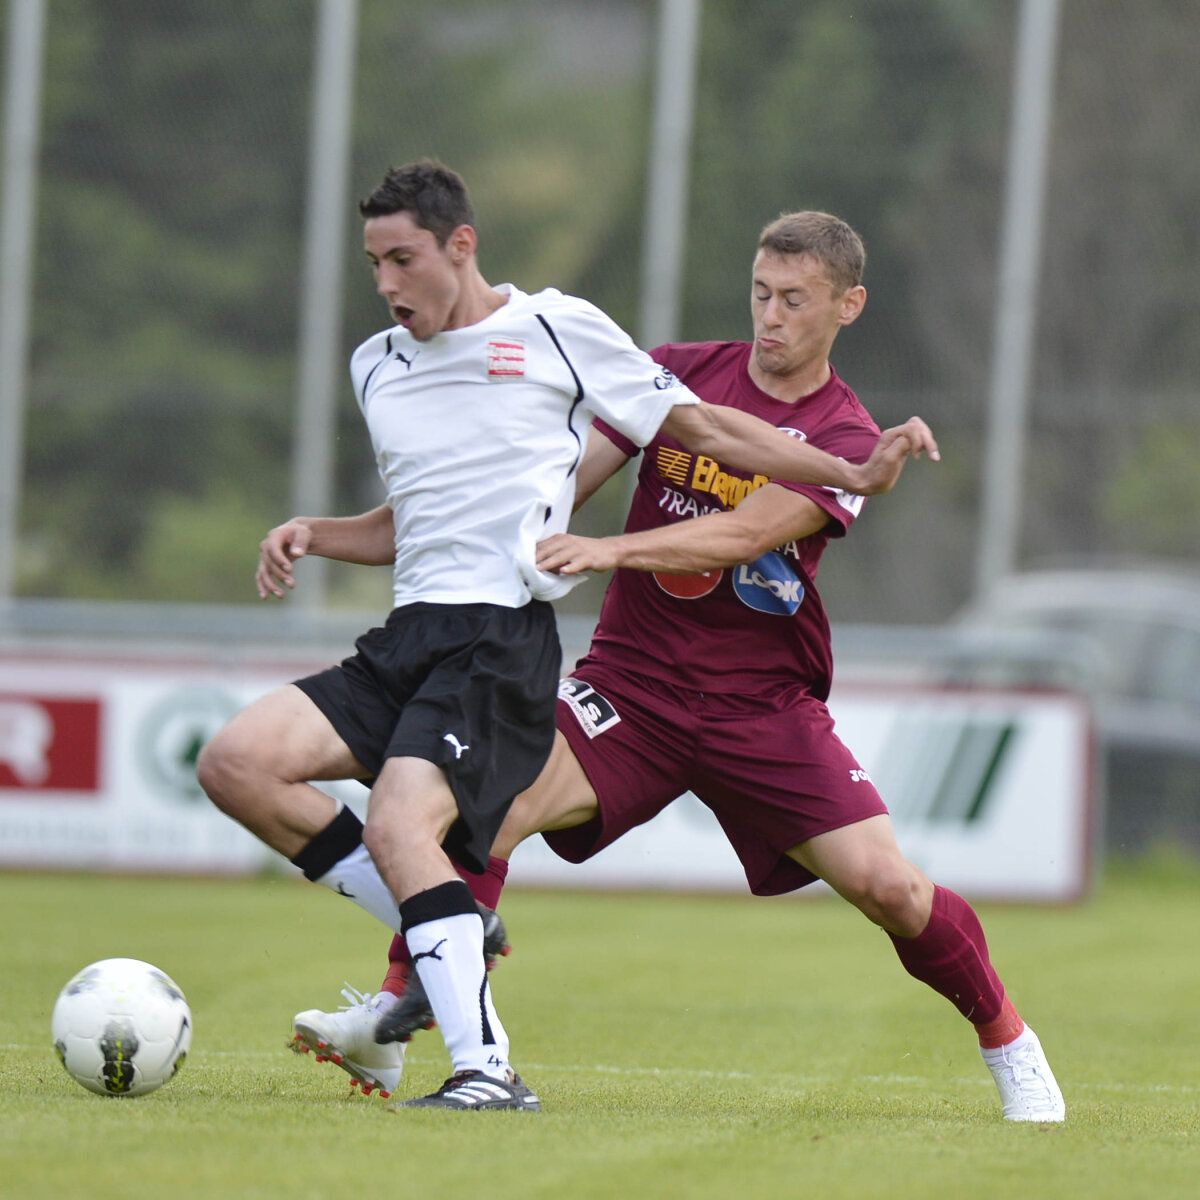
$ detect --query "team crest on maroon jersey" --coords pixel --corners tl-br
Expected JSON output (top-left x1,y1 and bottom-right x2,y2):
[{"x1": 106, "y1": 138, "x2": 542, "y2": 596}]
[{"x1": 486, "y1": 337, "x2": 525, "y2": 379}]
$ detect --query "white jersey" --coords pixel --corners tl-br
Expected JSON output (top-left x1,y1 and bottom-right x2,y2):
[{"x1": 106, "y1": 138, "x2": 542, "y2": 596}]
[{"x1": 349, "y1": 284, "x2": 699, "y2": 608}]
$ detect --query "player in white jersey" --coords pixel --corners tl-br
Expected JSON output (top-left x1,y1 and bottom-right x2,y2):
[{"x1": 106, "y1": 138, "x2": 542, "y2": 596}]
[
  {"x1": 197, "y1": 160, "x2": 936, "y2": 1112},
  {"x1": 349, "y1": 282, "x2": 731, "y2": 609}
]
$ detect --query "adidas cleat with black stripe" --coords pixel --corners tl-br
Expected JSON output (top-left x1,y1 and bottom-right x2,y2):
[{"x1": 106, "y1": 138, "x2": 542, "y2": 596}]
[{"x1": 392, "y1": 1070, "x2": 540, "y2": 1111}]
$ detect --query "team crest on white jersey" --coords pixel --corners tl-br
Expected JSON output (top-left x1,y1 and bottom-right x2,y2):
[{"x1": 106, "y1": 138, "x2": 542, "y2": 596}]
[{"x1": 487, "y1": 337, "x2": 525, "y2": 380}]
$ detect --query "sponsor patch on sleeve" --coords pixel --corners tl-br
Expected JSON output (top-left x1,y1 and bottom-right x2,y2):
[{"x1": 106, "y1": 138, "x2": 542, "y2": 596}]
[{"x1": 557, "y1": 677, "x2": 621, "y2": 738}]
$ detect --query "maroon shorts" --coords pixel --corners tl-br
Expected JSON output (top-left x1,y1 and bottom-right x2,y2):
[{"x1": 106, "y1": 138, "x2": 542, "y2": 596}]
[{"x1": 546, "y1": 661, "x2": 888, "y2": 895}]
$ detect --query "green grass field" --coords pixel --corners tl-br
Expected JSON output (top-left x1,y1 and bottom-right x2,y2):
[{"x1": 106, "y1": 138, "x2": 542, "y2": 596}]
[{"x1": 2, "y1": 857, "x2": 1198, "y2": 1200}]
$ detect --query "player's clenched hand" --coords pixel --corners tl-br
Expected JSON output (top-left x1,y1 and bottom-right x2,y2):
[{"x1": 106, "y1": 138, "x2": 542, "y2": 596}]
[
  {"x1": 536, "y1": 533, "x2": 620, "y2": 576},
  {"x1": 851, "y1": 416, "x2": 940, "y2": 494},
  {"x1": 255, "y1": 519, "x2": 313, "y2": 599}
]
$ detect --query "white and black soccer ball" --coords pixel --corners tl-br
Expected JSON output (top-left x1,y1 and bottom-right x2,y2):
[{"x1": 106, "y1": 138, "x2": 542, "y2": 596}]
[{"x1": 52, "y1": 957, "x2": 192, "y2": 1097}]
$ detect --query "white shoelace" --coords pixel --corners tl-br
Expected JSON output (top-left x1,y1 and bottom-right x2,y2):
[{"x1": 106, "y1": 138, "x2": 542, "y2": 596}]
[{"x1": 337, "y1": 983, "x2": 382, "y2": 1013}]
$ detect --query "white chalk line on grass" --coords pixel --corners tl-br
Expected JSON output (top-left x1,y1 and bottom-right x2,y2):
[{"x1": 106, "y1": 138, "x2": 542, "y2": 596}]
[
  {"x1": 518, "y1": 1065, "x2": 1199, "y2": 1096},
  {"x1": 8, "y1": 1045, "x2": 1195, "y2": 1096}
]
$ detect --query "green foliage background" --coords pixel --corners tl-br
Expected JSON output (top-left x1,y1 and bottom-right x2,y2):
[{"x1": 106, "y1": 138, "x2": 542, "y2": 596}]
[{"x1": 7, "y1": 0, "x2": 1200, "y2": 614}]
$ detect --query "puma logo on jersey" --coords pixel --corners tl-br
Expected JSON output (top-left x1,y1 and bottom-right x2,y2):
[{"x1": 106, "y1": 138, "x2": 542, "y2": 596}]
[
  {"x1": 443, "y1": 733, "x2": 470, "y2": 759},
  {"x1": 394, "y1": 349, "x2": 420, "y2": 370}
]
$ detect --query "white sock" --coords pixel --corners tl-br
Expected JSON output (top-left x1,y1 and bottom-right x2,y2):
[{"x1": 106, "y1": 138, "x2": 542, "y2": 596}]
[
  {"x1": 407, "y1": 911, "x2": 510, "y2": 1080},
  {"x1": 312, "y1": 843, "x2": 402, "y2": 934}
]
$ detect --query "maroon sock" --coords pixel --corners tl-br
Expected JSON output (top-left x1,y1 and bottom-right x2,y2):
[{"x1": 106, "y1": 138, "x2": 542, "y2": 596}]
[
  {"x1": 888, "y1": 885, "x2": 1006, "y2": 1024},
  {"x1": 380, "y1": 856, "x2": 510, "y2": 993},
  {"x1": 465, "y1": 854, "x2": 510, "y2": 911}
]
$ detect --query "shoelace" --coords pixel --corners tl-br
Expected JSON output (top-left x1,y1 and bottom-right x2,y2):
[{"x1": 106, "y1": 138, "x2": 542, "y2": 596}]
[
  {"x1": 434, "y1": 1071, "x2": 481, "y2": 1096},
  {"x1": 1004, "y1": 1042, "x2": 1057, "y2": 1101},
  {"x1": 337, "y1": 983, "x2": 383, "y2": 1013}
]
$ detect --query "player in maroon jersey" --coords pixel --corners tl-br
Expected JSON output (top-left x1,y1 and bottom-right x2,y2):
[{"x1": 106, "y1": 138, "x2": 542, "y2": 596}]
[{"x1": 290, "y1": 210, "x2": 1062, "y2": 1121}]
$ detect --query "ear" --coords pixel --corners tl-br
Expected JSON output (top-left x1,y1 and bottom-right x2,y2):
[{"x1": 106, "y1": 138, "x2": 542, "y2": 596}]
[
  {"x1": 837, "y1": 285, "x2": 867, "y2": 327},
  {"x1": 447, "y1": 223, "x2": 477, "y2": 265}
]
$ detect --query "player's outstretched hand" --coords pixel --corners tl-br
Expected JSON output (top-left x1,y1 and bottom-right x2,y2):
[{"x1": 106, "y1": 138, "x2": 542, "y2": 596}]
[
  {"x1": 256, "y1": 519, "x2": 313, "y2": 599},
  {"x1": 536, "y1": 533, "x2": 618, "y2": 576},
  {"x1": 852, "y1": 416, "x2": 940, "y2": 494}
]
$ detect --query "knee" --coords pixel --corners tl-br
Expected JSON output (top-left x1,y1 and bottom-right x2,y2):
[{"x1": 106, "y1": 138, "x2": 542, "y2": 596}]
[
  {"x1": 195, "y1": 724, "x2": 260, "y2": 817},
  {"x1": 362, "y1": 804, "x2": 428, "y2": 865},
  {"x1": 361, "y1": 812, "x2": 393, "y2": 865},
  {"x1": 363, "y1": 793, "x2": 462, "y2": 874},
  {"x1": 841, "y1": 862, "x2": 933, "y2": 938}
]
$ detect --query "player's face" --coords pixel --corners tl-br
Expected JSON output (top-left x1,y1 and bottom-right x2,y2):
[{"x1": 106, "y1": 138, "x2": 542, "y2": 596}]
[
  {"x1": 363, "y1": 211, "x2": 468, "y2": 342},
  {"x1": 750, "y1": 251, "x2": 864, "y2": 382}
]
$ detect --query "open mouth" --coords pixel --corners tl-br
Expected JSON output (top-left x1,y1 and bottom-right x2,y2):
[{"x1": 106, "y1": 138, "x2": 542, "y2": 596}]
[{"x1": 393, "y1": 305, "x2": 414, "y2": 327}]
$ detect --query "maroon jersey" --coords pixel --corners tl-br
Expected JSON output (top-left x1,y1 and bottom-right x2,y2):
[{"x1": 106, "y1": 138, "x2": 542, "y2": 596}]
[{"x1": 578, "y1": 341, "x2": 879, "y2": 701}]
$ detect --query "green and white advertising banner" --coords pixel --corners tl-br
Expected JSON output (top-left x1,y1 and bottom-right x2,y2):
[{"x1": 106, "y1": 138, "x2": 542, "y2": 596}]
[
  {"x1": 512, "y1": 684, "x2": 1094, "y2": 901},
  {"x1": 0, "y1": 655, "x2": 1093, "y2": 900}
]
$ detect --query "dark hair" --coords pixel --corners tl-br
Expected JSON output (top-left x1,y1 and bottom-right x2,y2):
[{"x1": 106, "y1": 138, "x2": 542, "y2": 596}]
[
  {"x1": 757, "y1": 211, "x2": 866, "y2": 294},
  {"x1": 358, "y1": 159, "x2": 474, "y2": 246}
]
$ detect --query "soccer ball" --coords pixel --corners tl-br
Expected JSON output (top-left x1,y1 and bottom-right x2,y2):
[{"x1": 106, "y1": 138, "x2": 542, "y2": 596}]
[{"x1": 52, "y1": 958, "x2": 192, "y2": 1097}]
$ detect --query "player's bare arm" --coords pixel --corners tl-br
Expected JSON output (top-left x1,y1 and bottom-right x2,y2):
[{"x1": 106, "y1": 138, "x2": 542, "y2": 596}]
[
  {"x1": 256, "y1": 504, "x2": 395, "y2": 599},
  {"x1": 571, "y1": 430, "x2": 631, "y2": 512},
  {"x1": 661, "y1": 404, "x2": 938, "y2": 495},
  {"x1": 538, "y1": 483, "x2": 828, "y2": 577}
]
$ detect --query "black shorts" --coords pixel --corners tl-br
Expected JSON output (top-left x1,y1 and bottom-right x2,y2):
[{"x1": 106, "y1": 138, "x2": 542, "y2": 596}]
[{"x1": 295, "y1": 600, "x2": 561, "y2": 873}]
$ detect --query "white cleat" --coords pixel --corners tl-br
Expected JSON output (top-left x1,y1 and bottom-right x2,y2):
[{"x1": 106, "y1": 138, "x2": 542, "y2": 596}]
[
  {"x1": 292, "y1": 984, "x2": 405, "y2": 1098},
  {"x1": 980, "y1": 1026, "x2": 1065, "y2": 1122}
]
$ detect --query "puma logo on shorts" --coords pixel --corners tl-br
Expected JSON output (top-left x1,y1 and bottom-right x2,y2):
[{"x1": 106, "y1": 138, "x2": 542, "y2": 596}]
[{"x1": 443, "y1": 732, "x2": 470, "y2": 759}]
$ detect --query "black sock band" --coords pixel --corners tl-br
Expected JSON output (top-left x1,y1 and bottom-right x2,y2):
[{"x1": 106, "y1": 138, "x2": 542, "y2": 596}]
[
  {"x1": 399, "y1": 879, "x2": 478, "y2": 935},
  {"x1": 289, "y1": 806, "x2": 364, "y2": 882}
]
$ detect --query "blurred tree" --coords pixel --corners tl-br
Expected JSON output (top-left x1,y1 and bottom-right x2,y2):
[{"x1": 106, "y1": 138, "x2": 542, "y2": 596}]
[
  {"x1": 678, "y1": 0, "x2": 1011, "y2": 619},
  {"x1": 22, "y1": 0, "x2": 312, "y2": 599},
  {"x1": 1104, "y1": 423, "x2": 1200, "y2": 559},
  {"x1": 11, "y1": 0, "x2": 1200, "y2": 615}
]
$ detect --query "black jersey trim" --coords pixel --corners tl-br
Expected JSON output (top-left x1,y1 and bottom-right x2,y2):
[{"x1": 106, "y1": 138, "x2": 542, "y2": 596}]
[
  {"x1": 359, "y1": 332, "x2": 395, "y2": 400},
  {"x1": 535, "y1": 313, "x2": 585, "y2": 474}
]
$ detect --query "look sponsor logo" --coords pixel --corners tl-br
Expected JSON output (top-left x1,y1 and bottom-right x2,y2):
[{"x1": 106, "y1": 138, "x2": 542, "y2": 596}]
[{"x1": 731, "y1": 551, "x2": 805, "y2": 615}]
